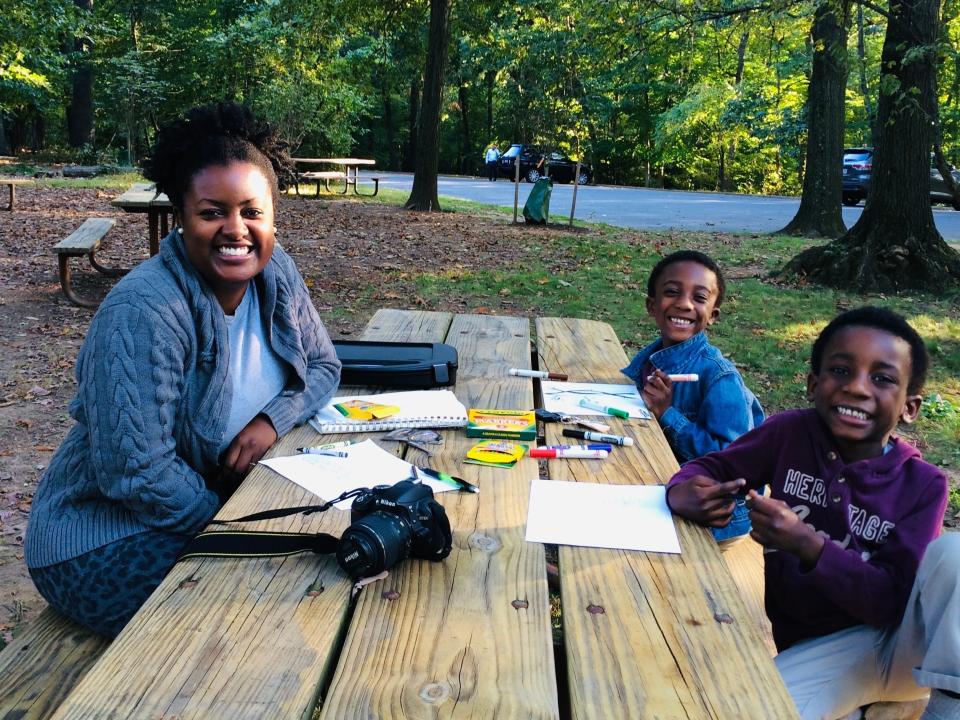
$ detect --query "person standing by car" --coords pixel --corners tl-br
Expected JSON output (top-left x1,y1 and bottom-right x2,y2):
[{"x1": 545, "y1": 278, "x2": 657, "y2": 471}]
[{"x1": 484, "y1": 142, "x2": 501, "y2": 181}]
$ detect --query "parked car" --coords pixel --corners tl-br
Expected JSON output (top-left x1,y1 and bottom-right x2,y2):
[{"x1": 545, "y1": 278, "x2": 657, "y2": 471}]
[
  {"x1": 842, "y1": 147, "x2": 960, "y2": 209},
  {"x1": 499, "y1": 144, "x2": 592, "y2": 184},
  {"x1": 841, "y1": 148, "x2": 873, "y2": 206}
]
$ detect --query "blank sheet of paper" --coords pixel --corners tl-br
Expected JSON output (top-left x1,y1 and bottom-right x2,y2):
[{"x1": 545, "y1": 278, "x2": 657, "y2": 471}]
[{"x1": 525, "y1": 479, "x2": 681, "y2": 553}]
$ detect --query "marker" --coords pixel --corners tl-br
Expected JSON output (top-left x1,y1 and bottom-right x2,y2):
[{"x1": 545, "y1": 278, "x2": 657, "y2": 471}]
[
  {"x1": 668, "y1": 373, "x2": 698, "y2": 382},
  {"x1": 578, "y1": 398, "x2": 630, "y2": 419},
  {"x1": 416, "y1": 466, "x2": 480, "y2": 494},
  {"x1": 509, "y1": 368, "x2": 569, "y2": 381},
  {"x1": 546, "y1": 444, "x2": 614, "y2": 452},
  {"x1": 562, "y1": 428, "x2": 635, "y2": 447},
  {"x1": 297, "y1": 440, "x2": 357, "y2": 453},
  {"x1": 529, "y1": 447, "x2": 609, "y2": 459},
  {"x1": 311, "y1": 450, "x2": 349, "y2": 458}
]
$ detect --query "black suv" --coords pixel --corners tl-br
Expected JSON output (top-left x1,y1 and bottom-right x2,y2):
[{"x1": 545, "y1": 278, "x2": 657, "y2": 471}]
[
  {"x1": 841, "y1": 148, "x2": 873, "y2": 206},
  {"x1": 499, "y1": 144, "x2": 592, "y2": 184},
  {"x1": 842, "y1": 147, "x2": 960, "y2": 209}
]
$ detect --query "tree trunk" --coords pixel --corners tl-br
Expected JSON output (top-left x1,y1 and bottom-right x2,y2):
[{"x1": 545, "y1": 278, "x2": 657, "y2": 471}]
[
  {"x1": 722, "y1": 31, "x2": 749, "y2": 193},
  {"x1": 458, "y1": 78, "x2": 471, "y2": 175},
  {"x1": 0, "y1": 113, "x2": 9, "y2": 156},
  {"x1": 782, "y1": 0, "x2": 960, "y2": 291},
  {"x1": 66, "y1": 0, "x2": 95, "y2": 148},
  {"x1": 779, "y1": 0, "x2": 849, "y2": 237},
  {"x1": 405, "y1": 0, "x2": 451, "y2": 212},
  {"x1": 403, "y1": 77, "x2": 421, "y2": 172},
  {"x1": 856, "y1": 5, "x2": 877, "y2": 146},
  {"x1": 383, "y1": 81, "x2": 398, "y2": 171},
  {"x1": 485, "y1": 69, "x2": 493, "y2": 138}
]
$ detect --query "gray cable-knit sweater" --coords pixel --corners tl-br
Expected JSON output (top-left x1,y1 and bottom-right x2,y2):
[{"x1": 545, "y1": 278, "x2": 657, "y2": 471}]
[{"x1": 25, "y1": 231, "x2": 341, "y2": 568}]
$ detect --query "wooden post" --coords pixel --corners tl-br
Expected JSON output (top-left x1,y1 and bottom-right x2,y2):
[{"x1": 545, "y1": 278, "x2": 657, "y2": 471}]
[
  {"x1": 570, "y1": 161, "x2": 581, "y2": 226},
  {"x1": 544, "y1": 159, "x2": 550, "y2": 225},
  {"x1": 513, "y1": 154, "x2": 520, "y2": 223}
]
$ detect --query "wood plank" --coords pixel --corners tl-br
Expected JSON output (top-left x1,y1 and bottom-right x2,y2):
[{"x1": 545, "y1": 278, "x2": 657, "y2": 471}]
[
  {"x1": 53, "y1": 218, "x2": 115, "y2": 254},
  {"x1": 721, "y1": 538, "x2": 775, "y2": 656},
  {"x1": 321, "y1": 313, "x2": 559, "y2": 719},
  {"x1": 50, "y1": 311, "x2": 454, "y2": 720},
  {"x1": 535, "y1": 316, "x2": 796, "y2": 719},
  {"x1": 0, "y1": 607, "x2": 109, "y2": 720}
]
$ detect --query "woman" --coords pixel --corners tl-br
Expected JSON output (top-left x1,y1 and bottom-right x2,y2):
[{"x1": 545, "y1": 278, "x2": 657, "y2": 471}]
[{"x1": 24, "y1": 102, "x2": 341, "y2": 637}]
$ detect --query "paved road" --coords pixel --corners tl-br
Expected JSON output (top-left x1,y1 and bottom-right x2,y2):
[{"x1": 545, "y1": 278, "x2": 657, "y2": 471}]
[{"x1": 375, "y1": 171, "x2": 960, "y2": 241}]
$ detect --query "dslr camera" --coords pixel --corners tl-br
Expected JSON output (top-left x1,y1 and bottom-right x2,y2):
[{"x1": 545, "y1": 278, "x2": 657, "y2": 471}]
[{"x1": 336, "y1": 480, "x2": 453, "y2": 579}]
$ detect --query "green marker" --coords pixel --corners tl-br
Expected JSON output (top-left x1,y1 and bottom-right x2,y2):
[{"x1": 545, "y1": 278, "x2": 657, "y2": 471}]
[
  {"x1": 579, "y1": 398, "x2": 630, "y2": 419},
  {"x1": 416, "y1": 466, "x2": 480, "y2": 494}
]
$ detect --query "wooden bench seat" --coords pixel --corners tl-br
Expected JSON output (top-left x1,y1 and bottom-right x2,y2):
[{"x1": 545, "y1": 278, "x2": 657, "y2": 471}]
[
  {"x1": 52, "y1": 217, "x2": 127, "y2": 308},
  {"x1": 0, "y1": 607, "x2": 108, "y2": 720}
]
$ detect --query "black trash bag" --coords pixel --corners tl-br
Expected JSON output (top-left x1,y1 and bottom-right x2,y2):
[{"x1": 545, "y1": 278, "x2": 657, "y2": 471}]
[{"x1": 522, "y1": 177, "x2": 553, "y2": 224}]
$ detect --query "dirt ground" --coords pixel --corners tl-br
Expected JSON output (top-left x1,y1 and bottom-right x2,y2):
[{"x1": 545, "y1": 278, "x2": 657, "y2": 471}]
[{"x1": 0, "y1": 186, "x2": 578, "y2": 641}]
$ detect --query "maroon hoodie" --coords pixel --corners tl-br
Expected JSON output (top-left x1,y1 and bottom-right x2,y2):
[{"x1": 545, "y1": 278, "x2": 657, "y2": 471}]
[{"x1": 669, "y1": 408, "x2": 947, "y2": 651}]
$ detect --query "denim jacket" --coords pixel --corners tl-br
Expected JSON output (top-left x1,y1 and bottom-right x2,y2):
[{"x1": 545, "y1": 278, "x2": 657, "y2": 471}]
[{"x1": 621, "y1": 331, "x2": 764, "y2": 463}]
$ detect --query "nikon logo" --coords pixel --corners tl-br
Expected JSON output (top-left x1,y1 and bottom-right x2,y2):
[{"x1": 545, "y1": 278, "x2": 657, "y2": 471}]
[{"x1": 344, "y1": 551, "x2": 359, "y2": 562}]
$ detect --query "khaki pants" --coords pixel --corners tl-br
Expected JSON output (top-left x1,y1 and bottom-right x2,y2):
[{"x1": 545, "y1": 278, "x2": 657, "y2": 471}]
[{"x1": 776, "y1": 533, "x2": 960, "y2": 720}]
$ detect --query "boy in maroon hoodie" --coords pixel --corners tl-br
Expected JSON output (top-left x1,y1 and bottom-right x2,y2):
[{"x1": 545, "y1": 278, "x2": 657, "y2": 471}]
[{"x1": 667, "y1": 307, "x2": 959, "y2": 720}]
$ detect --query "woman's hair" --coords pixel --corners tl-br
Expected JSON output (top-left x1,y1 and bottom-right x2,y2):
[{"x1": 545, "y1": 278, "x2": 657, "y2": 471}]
[{"x1": 142, "y1": 102, "x2": 294, "y2": 208}]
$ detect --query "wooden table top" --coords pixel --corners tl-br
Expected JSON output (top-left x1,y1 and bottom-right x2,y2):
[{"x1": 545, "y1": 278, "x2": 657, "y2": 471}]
[
  {"x1": 0, "y1": 176, "x2": 34, "y2": 185},
  {"x1": 49, "y1": 310, "x2": 795, "y2": 720},
  {"x1": 293, "y1": 157, "x2": 376, "y2": 166},
  {"x1": 110, "y1": 183, "x2": 171, "y2": 210}
]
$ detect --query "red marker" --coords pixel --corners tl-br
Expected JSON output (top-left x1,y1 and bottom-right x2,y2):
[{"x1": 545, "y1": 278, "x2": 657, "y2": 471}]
[{"x1": 529, "y1": 447, "x2": 608, "y2": 459}]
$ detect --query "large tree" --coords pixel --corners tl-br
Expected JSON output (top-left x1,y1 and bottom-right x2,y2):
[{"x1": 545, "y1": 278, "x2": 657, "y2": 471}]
[
  {"x1": 65, "y1": 0, "x2": 94, "y2": 148},
  {"x1": 405, "y1": 0, "x2": 452, "y2": 211},
  {"x1": 778, "y1": 0, "x2": 850, "y2": 238},
  {"x1": 782, "y1": 0, "x2": 960, "y2": 291}
]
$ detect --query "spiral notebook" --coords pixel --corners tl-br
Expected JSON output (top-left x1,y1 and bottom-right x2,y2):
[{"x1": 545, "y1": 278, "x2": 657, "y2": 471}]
[{"x1": 309, "y1": 390, "x2": 469, "y2": 434}]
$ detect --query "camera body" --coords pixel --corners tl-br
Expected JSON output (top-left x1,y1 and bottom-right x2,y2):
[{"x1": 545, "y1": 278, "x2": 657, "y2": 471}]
[{"x1": 336, "y1": 480, "x2": 452, "y2": 579}]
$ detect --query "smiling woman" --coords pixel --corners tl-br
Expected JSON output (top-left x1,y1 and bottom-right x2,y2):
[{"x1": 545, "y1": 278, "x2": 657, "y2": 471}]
[{"x1": 23, "y1": 102, "x2": 341, "y2": 638}]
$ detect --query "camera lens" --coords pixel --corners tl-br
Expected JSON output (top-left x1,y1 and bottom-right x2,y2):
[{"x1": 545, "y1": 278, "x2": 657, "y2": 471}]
[{"x1": 337, "y1": 512, "x2": 412, "y2": 578}]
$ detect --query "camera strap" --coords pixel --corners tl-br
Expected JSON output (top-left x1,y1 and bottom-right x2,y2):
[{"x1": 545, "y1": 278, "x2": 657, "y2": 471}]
[{"x1": 178, "y1": 487, "x2": 367, "y2": 563}]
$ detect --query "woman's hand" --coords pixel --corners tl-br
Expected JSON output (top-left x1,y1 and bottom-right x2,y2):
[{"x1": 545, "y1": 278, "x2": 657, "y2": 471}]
[
  {"x1": 666, "y1": 475, "x2": 745, "y2": 526},
  {"x1": 747, "y1": 490, "x2": 825, "y2": 568},
  {"x1": 641, "y1": 368, "x2": 674, "y2": 419},
  {"x1": 220, "y1": 414, "x2": 278, "y2": 481}
]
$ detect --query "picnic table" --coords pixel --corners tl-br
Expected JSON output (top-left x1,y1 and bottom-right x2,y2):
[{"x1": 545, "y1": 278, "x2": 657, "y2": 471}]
[
  {"x1": 0, "y1": 176, "x2": 34, "y2": 211},
  {"x1": 292, "y1": 157, "x2": 378, "y2": 196},
  {"x1": 110, "y1": 182, "x2": 173, "y2": 256},
  {"x1": 43, "y1": 309, "x2": 796, "y2": 719}
]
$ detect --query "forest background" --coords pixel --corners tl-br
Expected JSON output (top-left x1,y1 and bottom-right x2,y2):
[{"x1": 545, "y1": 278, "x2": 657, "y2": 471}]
[{"x1": 3, "y1": 0, "x2": 960, "y2": 195}]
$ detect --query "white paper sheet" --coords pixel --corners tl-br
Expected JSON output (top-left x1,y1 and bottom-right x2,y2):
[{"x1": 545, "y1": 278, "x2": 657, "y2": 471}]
[
  {"x1": 259, "y1": 439, "x2": 455, "y2": 508},
  {"x1": 525, "y1": 480, "x2": 681, "y2": 553},
  {"x1": 540, "y1": 381, "x2": 652, "y2": 420}
]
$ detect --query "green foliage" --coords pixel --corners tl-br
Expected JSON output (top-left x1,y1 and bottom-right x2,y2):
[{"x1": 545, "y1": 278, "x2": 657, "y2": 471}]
[{"x1": 1, "y1": 0, "x2": 959, "y2": 189}]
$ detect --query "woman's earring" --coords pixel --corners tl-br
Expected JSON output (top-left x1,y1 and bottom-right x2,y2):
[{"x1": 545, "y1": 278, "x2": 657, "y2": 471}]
[
  {"x1": 176, "y1": 226, "x2": 183, "y2": 234},
  {"x1": 273, "y1": 226, "x2": 278, "y2": 234}
]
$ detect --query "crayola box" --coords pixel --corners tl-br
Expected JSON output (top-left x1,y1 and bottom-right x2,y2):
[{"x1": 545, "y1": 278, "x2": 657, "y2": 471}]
[
  {"x1": 465, "y1": 408, "x2": 536, "y2": 440},
  {"x1": 465, "y1": 440, "x2": 527, "y2": 468}
]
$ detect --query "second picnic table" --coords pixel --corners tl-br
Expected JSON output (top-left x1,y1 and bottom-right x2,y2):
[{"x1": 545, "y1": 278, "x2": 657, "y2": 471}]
[
  {"x1": 110, "y1": 182, "x2": 172, "y2": 256},
  {"x1": 45, "y1": 309, "x2": 796, "y2": 719},
  {"x1": 292, "y1": 157, "x2": 378, "y2": 196}
]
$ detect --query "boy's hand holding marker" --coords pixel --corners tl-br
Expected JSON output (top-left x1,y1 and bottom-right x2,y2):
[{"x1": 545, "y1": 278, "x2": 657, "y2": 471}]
[
  {"x1": 642, "y1": 368, "x2": 674, "y2": 419},
  {"x1": 746, "y1": 490, "x2": 825, "y2": 567}
]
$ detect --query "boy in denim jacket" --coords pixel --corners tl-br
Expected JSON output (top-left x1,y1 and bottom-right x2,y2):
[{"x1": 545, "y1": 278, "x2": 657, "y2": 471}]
[{"x1": 622, "y1": 250, "x2": 763, "y2": 541}]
